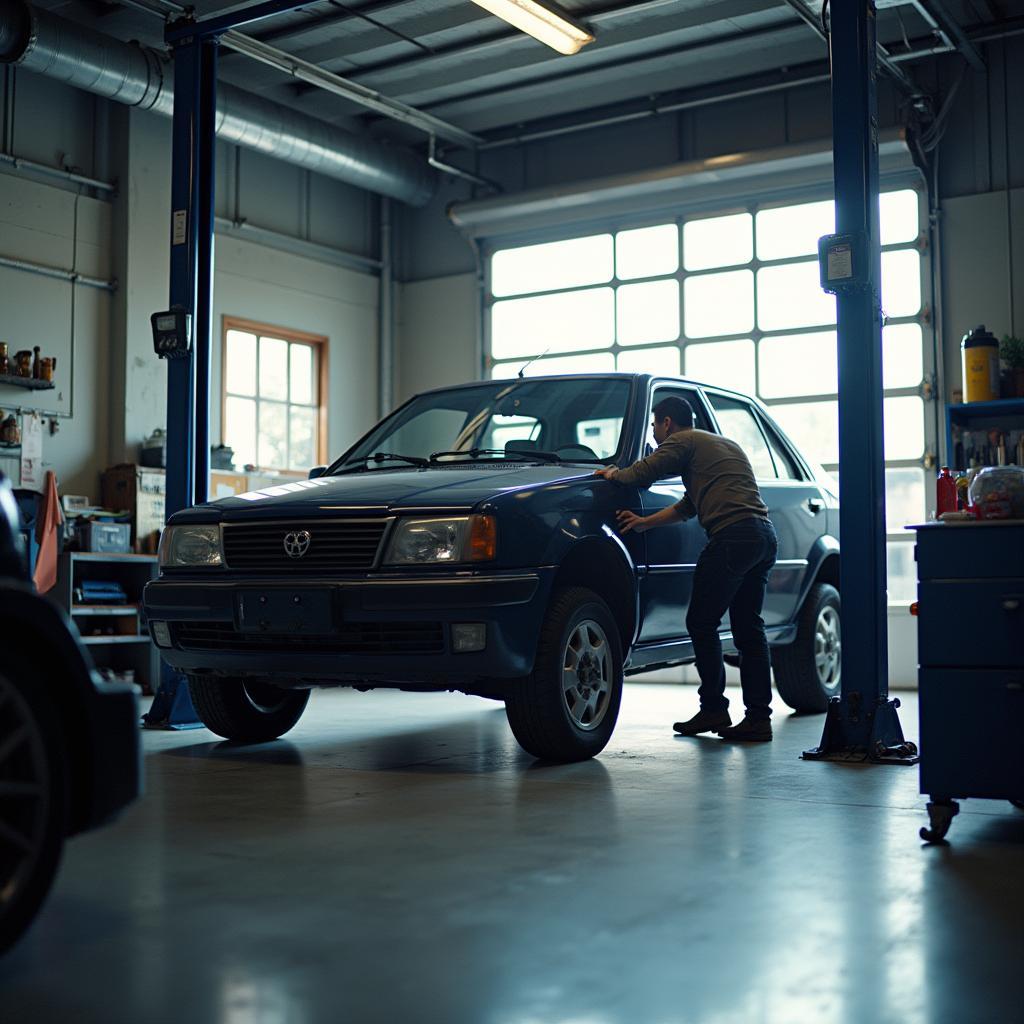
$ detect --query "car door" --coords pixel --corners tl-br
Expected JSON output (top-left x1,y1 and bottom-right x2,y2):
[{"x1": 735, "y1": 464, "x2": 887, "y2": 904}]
[
  {"x1": 703, "y1": 391, "x2": 826, "y2": 625},
  {"x1": 636, "y1": 386, "x2": 711, "y2": 643}
]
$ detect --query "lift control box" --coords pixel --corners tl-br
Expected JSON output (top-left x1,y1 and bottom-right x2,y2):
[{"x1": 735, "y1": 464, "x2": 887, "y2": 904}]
[
  {"x1": 818, "y1": 232, "x2": 869, "y2": 294},
  {"x1": 151, "y1": 308, "x2": 192, "y2": 360}
]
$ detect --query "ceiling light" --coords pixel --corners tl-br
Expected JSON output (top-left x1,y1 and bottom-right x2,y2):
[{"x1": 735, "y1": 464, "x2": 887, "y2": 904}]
[{"x1": 470, "y1": 0, "x2": 595, "y2": 56}]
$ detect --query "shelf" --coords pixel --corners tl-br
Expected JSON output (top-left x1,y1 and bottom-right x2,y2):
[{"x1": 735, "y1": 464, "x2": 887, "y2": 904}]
[
  {"x1": 0, "y1": 373, "x2": 55, "y2": 391},
  {"x1": 72, "y1": 604, "x2": 140, "y2": 616},
  {"x1": 80, "y1": 635, "x2": 152, "y2": 646},
  {"x1": 949, "y1": 399, "x2": 1024, "y2": 417}
]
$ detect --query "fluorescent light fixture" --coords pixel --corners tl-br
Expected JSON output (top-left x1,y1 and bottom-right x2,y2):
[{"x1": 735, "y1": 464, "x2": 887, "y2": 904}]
[{"x1": 470, "y1": 0, "x2": 595, "y2": 55}]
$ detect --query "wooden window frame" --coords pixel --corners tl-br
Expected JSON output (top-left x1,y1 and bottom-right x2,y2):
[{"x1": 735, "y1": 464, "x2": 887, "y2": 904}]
[{"x1": 221, "y1": 315, "x2": 330, "y2": 474}]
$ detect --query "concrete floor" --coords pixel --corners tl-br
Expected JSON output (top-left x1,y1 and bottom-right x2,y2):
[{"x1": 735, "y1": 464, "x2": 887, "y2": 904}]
[{"x1": 3, "y1": 684, "x2": 1022, "y2": 1024}]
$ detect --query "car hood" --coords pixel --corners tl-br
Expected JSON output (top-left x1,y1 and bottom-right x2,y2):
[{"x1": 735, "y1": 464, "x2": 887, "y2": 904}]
[{"x1": 173, "y1": 463, "x2": 600, "y2": 522}]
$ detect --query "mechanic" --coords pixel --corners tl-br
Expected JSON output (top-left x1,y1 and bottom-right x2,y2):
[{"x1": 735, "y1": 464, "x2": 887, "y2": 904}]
[{"x1": 595, "y1": 396, "x2": 778, "y2": 742}]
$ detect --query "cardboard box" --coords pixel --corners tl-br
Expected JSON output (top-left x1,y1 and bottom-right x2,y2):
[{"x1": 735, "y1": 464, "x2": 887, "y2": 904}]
[{"x1": 101, "y1": 465, "x2": 166, "y2": 552}]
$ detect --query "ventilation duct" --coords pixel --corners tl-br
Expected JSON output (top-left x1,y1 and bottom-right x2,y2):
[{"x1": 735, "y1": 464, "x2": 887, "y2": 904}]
[{"x1": 0, "y1": 1, "x2": 436, "y2": 206}]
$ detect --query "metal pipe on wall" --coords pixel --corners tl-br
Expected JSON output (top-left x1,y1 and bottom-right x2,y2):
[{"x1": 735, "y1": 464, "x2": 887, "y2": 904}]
[
  {"x1": 0, "y1": 0, "x2": 436, "y2": 207},
  {"x1": 378, "y1": 197, "x2": 394, "y2": 417},
  {"x1": 0, "y1": 252, "x2": 115, "y2": 290}
]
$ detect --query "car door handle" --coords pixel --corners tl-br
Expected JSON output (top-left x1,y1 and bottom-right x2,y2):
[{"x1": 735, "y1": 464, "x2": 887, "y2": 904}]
[{"x1": 807, "y1": 498, "x2": 824, "y2": 514}]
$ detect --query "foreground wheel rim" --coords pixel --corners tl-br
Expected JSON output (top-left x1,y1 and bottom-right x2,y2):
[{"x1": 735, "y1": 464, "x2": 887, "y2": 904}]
[
  {"x1": 241, "y1": 680, "x2": 291, "y2": 715},
  {"x1": 814, "y1": 606, "x2": 842, "y2": 691},
  {"x1": 562, "y1": 619, "x2": 612, "y2": 731},
  {"x1": 0, "y1": 674, "x2": 50, "y2": 912}
]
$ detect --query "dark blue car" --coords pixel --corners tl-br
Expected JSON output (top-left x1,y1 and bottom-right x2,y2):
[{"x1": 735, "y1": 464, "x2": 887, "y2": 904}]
[{"x1": 145, "y1": 374, "x2": 840, "y2": 762}]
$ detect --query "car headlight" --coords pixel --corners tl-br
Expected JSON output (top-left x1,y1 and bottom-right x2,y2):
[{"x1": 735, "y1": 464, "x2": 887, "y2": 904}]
[
  {"x1": 384, "y1": 515, "x2": 496, "y2": 565},
  {"x1": 159, "y1": 525, "x2": 224, "y2": 567}
]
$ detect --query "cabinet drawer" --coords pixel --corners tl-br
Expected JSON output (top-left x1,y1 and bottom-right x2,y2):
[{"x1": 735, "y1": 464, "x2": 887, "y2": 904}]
[
  {"x1": 918, "y1": 580, "x2": 1024, "y2": 667},
  {"x1": 915, "y1": 525, "x2": 1024, "y2": 580},
  {"x1": 919, "y1": 668, "x2": 1024, "y2": 799}
]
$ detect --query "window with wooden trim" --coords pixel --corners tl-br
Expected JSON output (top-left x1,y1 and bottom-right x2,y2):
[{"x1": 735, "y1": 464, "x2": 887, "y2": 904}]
[{"x1": 222, "y1": 317, "x2": 328, "y2": 473}]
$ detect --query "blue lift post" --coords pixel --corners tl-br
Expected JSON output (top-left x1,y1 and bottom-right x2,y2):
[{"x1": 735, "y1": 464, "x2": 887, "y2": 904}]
[
  {"x1": 144, "y1": 1, "x2": 325, "y2": 728},
  {"x1": 804, "y1": 0, "x2": 917, "y2": 764}
]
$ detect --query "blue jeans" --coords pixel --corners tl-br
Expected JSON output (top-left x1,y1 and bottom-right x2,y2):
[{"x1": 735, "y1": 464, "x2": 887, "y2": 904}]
[{"x1": 685, "y1": 517, "x2": 778, "y2": 721}]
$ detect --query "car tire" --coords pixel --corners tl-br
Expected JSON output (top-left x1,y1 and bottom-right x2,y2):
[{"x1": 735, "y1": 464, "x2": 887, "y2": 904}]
[
  {"x1": 505, "y1": 586, "x2": 623, "y2": 763},
  {"x1": 771, "y1": 583, "x2": 841, "y2": 713},
  {"x1": 187, "y1": 675, "x2": 310, "y2": 742},
  {"x1": 0, "y1": 666, "x2": 68, "y2": 955}
]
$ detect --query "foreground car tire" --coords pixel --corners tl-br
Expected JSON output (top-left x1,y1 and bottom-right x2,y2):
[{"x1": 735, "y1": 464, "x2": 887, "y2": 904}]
[
  {"x1": 187, "y1": 675, "x2": 310, "y2": 742},
  {"x1": 0, "y1": 666, "x2": 67, "y2": 954},
  {"x1": 772, "y1": 583, "x2": 841, "y2": 713},
  {"x1": 505, "y1": 587, "x2": 623, "y2": 763}
]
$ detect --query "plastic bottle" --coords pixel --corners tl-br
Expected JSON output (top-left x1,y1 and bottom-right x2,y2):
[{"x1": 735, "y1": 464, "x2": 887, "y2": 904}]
[
  {"x1": 936, "y1": 466, "x2": 957, "y2": 516},
  {"x1": 961, "y1": 325, "x2": 1001, "y2": 403}
]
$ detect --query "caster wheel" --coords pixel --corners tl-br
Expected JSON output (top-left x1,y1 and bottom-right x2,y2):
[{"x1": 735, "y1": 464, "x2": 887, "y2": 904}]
[{"x1": 920, "y1": 799, "x2": 959, "y2": 843}]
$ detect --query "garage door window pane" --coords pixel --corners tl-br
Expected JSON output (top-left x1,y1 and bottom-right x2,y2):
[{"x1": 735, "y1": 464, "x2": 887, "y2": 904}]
[
  {"x1": 617, "y1": 279, "x2": 680, "y2": 346},
  {"x1": 684, "y1": 269, "x2": 754, "y2": 338},
  {"x1": 883, "y1": 322, "x2": 924, "y2": 389},
  {"x1": 757, "y1": 262, "x2": 837, "y2": 331},
  {"x1": 884, "y1": 396, "x2": 925, "y2": 460},
  {"x1": 685, "y1": 340, "x2": 755, "y2": 395},
  {"x1": 492, "y1": 288, "x2": 614, "y2": 360},
  {"x1": 770, "y1": 400, "x2": 838, "y2": 465},
  {"x1": 617, "y1": 346, "x2": 681, "y2": 376},
  {"x1": 495, "y1": 352, "x2": 616, "y2": 378},
  {"x1": 758, "y1": 331, "x2": 837, "y2": 399},
  {"x1": 886, "y1": 467, "x2": 926, "y2": 531},
  {"x1": 616, "y1": 224, "x2": 678, "y2": 280},
  {"x1": 887, "y1": 541, "x2": 916, "y2": 603},
  {"x1": 491, "y1": 235, "x2": 613, "y2": 297},
  {"x1": 880, "y1": 189, "x2": 919, "y2": 245},
  {"x1": 259, "y1": 337, "x2": 289, "y2": 401},
  {"x1": 225, "y1": 330, "x2": 257, "y2": 396},
  {"x1": 756, "y1": 200, "x2": 835, "y2": 261},
  {"x1": 225, "y1": 396, "x2": 256, "y2": 470},
  {"x1": 881, "y1": 249, "x2": 921, "y2": 318},
  {"x1": 683, "y1": 212, "x2": 752, "y2": 271}
]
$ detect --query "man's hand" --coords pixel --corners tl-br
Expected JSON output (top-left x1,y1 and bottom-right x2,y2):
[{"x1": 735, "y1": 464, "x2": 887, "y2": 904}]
[
  {"x1": 594, "y1": 465, "x2": 620, "y2": 480},
  {"x1": 616, "y1": 510, "x2": 649, "y2": 535}
]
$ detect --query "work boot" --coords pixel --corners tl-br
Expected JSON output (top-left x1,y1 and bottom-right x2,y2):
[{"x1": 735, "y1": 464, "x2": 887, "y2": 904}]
[
  {"x1": 718, "y1": 717, "x2": 772, "y2": 742},
  {"x1": 673, "y1": 709, "x2": 731, "y2": 736}
]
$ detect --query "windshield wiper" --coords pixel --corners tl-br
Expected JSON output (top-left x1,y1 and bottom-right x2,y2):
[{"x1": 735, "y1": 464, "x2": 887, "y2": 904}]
[
  {"x1": 340, "y1": 451, "x2": 429, "y2": 470},
  {"x1": 429, "y1": 447, "x2": 563, "y2": 464}
]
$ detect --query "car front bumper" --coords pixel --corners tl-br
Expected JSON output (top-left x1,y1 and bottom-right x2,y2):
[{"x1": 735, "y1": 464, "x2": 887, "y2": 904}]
[{"x1": 144, "y1": 568, "x2": 556, "y2": 688}]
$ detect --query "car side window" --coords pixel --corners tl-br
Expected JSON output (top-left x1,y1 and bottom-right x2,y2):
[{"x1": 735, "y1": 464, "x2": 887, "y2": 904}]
[
  {"x1": 758, "y1": 415, "x2": 803, "y2": 481},
  {"x1": 706, "y1": 394, "x2": 778, "y2": 480}
]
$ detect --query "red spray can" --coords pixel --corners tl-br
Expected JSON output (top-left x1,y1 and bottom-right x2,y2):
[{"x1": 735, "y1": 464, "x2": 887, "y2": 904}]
[{"x1": 936, "y1": 467, "x2": 957, "y2": 516}]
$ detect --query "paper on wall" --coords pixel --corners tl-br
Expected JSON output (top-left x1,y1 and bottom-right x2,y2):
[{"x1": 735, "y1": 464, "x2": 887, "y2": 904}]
[{"x1": 20, "y1": 413, "x2": 44, "y2": 492}]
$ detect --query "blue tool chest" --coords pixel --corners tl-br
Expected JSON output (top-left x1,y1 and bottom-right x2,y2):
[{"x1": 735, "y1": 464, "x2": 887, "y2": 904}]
[{"x1": 912, "y1": 522, "x2": 1024, "y2": 841}]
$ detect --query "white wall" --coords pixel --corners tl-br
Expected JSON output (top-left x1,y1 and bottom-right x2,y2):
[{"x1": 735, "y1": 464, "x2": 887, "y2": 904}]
[{"x1": 0, "y1": 174, "x2": 112, "y2": 495}]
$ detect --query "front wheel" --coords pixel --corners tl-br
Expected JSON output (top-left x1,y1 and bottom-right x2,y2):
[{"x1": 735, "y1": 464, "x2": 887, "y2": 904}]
[
  {"x1": 0, "y1": 667, "x2": 67, "y2": 954},
  {"x1": 187, "y1": 675, "x2": 310, "y2": 742},
  {"x1": 505, "y1": 587, "x2": 623, "y2": 762},
  {"x1": 772, "y1": 583, "x2": 841, "y2": 713}
]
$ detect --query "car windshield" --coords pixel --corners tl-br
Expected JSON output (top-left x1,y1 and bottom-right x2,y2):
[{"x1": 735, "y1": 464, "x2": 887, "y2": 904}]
[{"x1": 334, "y1": 377, "x2": 632, "y2": 471}]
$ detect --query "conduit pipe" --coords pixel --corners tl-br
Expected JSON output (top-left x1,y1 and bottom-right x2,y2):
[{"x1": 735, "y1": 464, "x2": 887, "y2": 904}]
[{"x1": 0, "y1": 1, "x2": 436, "y2": 206}]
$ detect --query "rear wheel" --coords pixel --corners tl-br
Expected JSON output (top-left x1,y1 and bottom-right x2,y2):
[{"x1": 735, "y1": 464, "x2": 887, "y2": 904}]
[
  {"x1": 505, "y1": 587, "x2": 623, "y2": 762},
  {"x1": 0, "y1": 667, "x2": 67, "y2": 954},
  {"x1": 187, "y1": 675, "x2": 310, "y2": 742},
  {"x1": 772, "y1": 583, "x2": 841, "y2": 713}
]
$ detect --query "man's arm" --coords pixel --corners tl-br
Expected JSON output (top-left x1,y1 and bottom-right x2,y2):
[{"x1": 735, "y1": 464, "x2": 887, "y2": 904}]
[
  {"x1": 595, "y1": 435, "x2": 689, "y2": 488},
  {"x1": 674, "y1": 493, "x2": 696, "y2": 519},
  {"x1": 616, "y1": 505, "x2": 689, "y2": 535}
]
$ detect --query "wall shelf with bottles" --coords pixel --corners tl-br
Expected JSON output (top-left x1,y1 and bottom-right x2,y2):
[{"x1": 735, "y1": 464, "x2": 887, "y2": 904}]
[
  {"x1": 947, "y1": 398, "x2": 1024, "y2": 471},
  {"x1": 0, "y1": 374, "x2": 55, "y2": 391}
]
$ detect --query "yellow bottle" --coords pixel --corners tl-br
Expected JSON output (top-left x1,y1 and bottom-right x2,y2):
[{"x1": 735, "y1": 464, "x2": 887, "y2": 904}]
[{"x1": 961, "y1": 324, "x2": 1000, "y2": 403}]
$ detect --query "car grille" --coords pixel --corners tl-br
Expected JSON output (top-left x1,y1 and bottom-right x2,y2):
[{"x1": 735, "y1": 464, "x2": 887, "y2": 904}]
[
  {"x1": 221, "y1": 519, "x2": 388, "y2": 572},
  {"x1": 174, "y1": 621, "x2": 445, "y2": 655}
]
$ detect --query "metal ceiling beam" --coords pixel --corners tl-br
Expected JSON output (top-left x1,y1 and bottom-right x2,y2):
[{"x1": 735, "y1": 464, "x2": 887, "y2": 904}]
[
  {"x1": 248, "y1": 0, "x2": 419, "y2": 47},
  {"x1": 910, "y1": 0, "x2": 985, "y2": 70},
  {"x1": 218, "y1": 28, "x2": 483, "y2": 146}
]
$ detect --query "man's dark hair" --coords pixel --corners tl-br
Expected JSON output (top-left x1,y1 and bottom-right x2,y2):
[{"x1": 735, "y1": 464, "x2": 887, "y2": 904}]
[{"x1": 653, "y1": 396, "x2": 695, "y2": 430}]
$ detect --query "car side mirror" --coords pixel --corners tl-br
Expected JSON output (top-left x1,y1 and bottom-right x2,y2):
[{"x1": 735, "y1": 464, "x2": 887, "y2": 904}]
[{"x1": 308, "y1": 466, "x2": 327, "y2": 480}]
